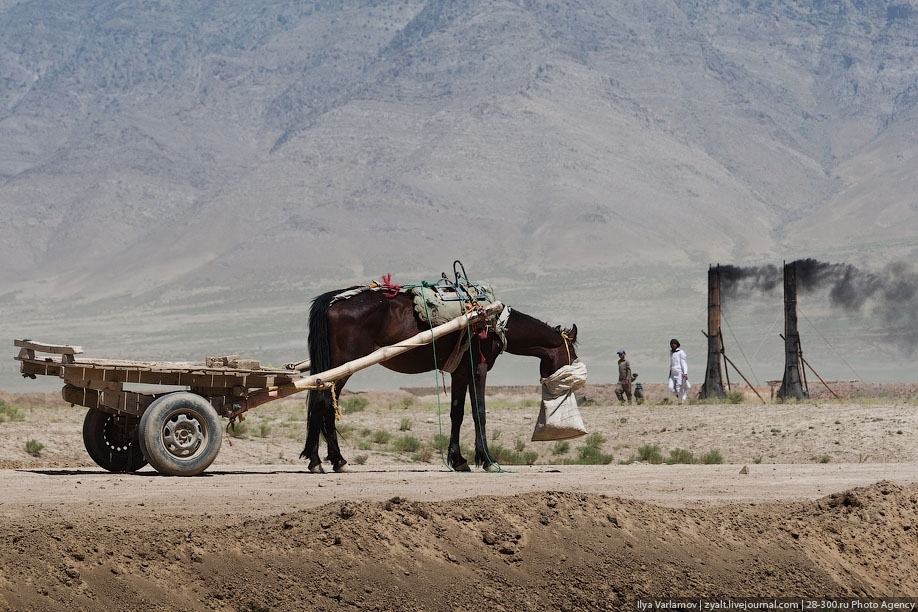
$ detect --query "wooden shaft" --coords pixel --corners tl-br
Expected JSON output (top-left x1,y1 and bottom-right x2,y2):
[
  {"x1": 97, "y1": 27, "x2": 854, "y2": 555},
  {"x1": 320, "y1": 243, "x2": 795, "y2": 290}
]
[
  {"x1": 721, "y1": 353, "x2": 767, "y2": 404},
  {"x1": 293, "y1": 301, "x2": 504, "y2": 390},
  {"x1": 284, "y1": 359, "x2": 311, "y2": 372},
  {"x1": 799, "y1": 355, "x2": 841, "y2": 400}
]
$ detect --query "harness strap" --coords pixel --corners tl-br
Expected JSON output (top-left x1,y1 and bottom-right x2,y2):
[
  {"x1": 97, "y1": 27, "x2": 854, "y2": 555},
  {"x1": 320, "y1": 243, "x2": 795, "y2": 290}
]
[
  {"x1": 330, "y1": 381, "x2": 341, "y2": 420},
  {"x1": 476, "y1": 328, "x2": 488, "y2": 364},
  {"x1": 561, "y1": 332, "x2": 573, "y2": 366}
]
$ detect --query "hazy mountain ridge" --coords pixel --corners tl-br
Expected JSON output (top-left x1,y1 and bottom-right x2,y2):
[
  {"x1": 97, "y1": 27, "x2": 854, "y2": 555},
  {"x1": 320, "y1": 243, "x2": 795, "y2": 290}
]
[
  {"x1": 3, "y1": 1, "x2": 917, "y2": 290},
  {"x1": 2, "y1": 0, "x2": 918, "y2": 390}
]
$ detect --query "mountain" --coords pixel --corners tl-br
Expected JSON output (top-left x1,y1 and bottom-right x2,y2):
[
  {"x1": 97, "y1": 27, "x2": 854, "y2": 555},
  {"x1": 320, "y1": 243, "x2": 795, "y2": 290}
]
[{"x1": 1, "y1": 0, "x2": 917, "y2": 391}]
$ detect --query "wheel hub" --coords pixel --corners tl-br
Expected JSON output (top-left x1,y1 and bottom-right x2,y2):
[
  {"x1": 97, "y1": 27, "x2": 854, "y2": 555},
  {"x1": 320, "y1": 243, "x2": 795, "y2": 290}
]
[
  {"x1": 103, "y1": 414, "x2": 135, "y2": 452},
  {"x1": 163, "y1": 414, "x2": 205, "y2": 457}
]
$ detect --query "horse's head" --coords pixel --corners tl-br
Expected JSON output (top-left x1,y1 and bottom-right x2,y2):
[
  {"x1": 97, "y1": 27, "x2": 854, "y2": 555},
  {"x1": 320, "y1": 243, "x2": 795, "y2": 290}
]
[
  {"x1": 504, "y1": 310, "x2": 580, "y2": 379},
  {"x1": 554, "y1": 323, "x2": 578, "y2": 346},
  {"x1": 552, "y1": 322, "x2": 579, "y2": 373}
]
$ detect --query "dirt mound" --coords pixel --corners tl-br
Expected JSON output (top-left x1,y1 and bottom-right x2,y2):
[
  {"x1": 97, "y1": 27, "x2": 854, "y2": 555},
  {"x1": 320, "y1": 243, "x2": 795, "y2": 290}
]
[
  {"x1": 793, "y1": 480, "x2": 918, "y2": 594},
  {"x1": 0, "y1": 481, "x2": 915, "y2": 611},
  {"x1": 2, "y1": 388, "x2": 917, "y2": 610}
]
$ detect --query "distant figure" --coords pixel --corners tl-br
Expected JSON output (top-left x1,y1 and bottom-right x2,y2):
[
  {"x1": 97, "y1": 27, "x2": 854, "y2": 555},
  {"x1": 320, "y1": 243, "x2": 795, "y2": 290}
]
[
  {"x1": 632, "y1": 372, "x2": 644, "y2": 405},
  {"x1": 668, "y1": 338, "x2": 689, "y2": 404},
  {"x1": 614, "y1": 349, "x2": 633, "y2": 405}
]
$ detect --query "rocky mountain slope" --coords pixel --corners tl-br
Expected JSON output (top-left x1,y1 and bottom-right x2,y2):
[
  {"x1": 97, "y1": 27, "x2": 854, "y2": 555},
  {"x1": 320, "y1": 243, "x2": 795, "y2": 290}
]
[{"x1": 1, "y1": 0, "x2": 917, "y2": 389}]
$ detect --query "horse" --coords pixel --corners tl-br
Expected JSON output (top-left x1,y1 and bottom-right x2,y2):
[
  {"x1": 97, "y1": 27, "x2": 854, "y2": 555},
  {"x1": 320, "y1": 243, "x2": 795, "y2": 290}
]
[{"x1": 299, "y1": 285, "x2": 579, "y2": 473}]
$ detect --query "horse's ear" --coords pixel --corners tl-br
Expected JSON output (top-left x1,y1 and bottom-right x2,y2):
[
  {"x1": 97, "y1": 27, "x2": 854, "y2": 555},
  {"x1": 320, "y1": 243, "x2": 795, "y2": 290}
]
[{"x1": 569, "y1": 324, "x2": 578, "y2": 342}]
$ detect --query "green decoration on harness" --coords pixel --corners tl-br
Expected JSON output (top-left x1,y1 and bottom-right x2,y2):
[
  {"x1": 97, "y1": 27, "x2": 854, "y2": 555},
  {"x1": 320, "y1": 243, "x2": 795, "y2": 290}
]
[{"x1": 411, "y1": 281, "x2": 497, "y2": 326}]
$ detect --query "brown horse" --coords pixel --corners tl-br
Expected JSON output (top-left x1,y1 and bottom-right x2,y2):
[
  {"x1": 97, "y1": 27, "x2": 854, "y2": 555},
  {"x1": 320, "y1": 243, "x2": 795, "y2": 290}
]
[{"x1": 300, "y1": 286, "x2": 579, "y2": 473}]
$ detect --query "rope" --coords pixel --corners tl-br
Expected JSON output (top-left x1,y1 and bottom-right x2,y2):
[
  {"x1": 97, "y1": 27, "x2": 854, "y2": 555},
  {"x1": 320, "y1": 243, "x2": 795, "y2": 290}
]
[
  {"x1": 418, "y1": 288, "x2": 454, "y2": 471},
  {"x1": 433, "y1": 369, "x2": 449, "y2": 470},
  {"x1": 798, "y1": 307, "x2": 861, "y2": 380},
  {"x1": 453, "y1": 262, "x2": 509, "y2": 474},
  {"x1": 461, "y1": 319, "x2": 509, "y2": 473},
  {"x1": 367, "y1": 263, "x2": 505, "y2": 473},
  {"x1": 722, "y1": 312, "x2": 760, "y2": 385},
  {"x1": 366, "y1": 267, "x2": 494, "y2": 472},
  {"x1": 324, "y1": 380, "x2": 339, "y2": 420},
  {"x1": 560, "y1": 332, "x2": 573, "y2": 366}
]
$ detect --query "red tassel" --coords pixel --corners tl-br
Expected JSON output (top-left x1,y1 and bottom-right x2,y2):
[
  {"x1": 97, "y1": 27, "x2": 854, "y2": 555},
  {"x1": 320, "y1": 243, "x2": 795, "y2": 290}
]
[{"x1": 380, "y1": 273, "x2": 402, "y2": 298}]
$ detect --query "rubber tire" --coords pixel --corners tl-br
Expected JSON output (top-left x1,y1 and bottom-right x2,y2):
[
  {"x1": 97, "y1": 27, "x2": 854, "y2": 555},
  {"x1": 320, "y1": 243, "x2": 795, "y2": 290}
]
[
  {"x1": 82, "y1": 408, "x2": 147, "y2": 473},
  {"x1": 138, "y1": 392, "x2": 222, "y2": 476}
]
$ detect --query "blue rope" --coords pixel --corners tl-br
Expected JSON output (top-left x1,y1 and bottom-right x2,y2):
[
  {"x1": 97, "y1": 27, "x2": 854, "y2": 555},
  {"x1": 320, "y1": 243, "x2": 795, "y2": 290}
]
[{"x1": 399, "y1": 274, "x2": 510, "y2": 473}]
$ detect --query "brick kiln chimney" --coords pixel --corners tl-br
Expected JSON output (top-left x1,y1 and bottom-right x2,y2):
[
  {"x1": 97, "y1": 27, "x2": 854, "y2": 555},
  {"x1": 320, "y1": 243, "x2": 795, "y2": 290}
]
[
  {"x1": 777, "y1": 260, "x2": 808, "y2": 400},
  {"x1": 699, "y1": 264, "x2": 726, "y2": 399}
]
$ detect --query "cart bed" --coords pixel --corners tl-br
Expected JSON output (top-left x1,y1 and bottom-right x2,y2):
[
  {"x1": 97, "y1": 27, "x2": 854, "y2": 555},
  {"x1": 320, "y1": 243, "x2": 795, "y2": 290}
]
[{"x1": 16, "y1": 339, "x2": 303, "y2": 417}]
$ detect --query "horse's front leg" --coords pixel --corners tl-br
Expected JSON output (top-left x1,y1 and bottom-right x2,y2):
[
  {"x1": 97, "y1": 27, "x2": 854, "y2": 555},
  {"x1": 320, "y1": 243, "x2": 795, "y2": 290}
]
[
  {"x1": 469, "y1": 361, "x2": 497, "y2": 471},
  {"x1": 447, "y1": 370, "x2": 471, "y2": 472}
]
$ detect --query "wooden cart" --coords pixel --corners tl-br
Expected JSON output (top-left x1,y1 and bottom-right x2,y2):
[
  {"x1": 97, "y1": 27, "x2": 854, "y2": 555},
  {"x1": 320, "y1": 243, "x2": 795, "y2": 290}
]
[{"x1": 13, "y1": 301, "x2": 502, "y2": 476}]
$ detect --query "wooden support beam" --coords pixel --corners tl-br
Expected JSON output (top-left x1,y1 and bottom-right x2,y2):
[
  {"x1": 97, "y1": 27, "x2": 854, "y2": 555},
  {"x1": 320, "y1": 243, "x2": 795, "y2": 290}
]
[
  {"x1": 294, "y1": 301, "x2": 504, "y2": 390},
  {"x1": 15, "y1": 339, "x2": 83, "y2": 364}
]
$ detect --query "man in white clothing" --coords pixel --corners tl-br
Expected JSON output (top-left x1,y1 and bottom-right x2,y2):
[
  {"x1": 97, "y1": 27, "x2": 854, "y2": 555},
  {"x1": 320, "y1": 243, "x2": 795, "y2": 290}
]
[{"x1": 669, "y1": 338, "x2": 689, "y2": 403}]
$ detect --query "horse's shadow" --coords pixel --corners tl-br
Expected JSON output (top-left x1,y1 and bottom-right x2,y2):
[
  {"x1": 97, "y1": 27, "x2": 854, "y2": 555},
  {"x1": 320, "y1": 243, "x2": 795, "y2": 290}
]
[{"x1": 18, "y1": 467, "x2": 453, "y2": 477}]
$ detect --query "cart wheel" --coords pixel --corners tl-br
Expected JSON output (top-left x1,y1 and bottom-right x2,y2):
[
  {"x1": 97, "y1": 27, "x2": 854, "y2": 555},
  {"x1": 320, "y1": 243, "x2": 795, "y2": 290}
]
[
  {"x1": 82, "y1": 408, "x2": 148, "y2": 473},
  {"x1": 139, "y1": 392, "x2": 222, "y2": 476}
]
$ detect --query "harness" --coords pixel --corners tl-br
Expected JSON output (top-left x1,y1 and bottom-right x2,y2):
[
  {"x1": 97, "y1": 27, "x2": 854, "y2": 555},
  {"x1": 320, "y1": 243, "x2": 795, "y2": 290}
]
[
  {"x1": 359, "y1": 262, "x2": 508, "y2": 372},
  {"x1": 560, "y1": 331, "x2": 574, "y2": 367}
]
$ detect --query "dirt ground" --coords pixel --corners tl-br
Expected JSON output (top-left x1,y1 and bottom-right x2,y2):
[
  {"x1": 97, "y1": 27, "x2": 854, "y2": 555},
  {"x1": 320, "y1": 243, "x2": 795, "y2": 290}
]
[{"x1": 1, "y1": 383, "x2": 917, "y2": 611}]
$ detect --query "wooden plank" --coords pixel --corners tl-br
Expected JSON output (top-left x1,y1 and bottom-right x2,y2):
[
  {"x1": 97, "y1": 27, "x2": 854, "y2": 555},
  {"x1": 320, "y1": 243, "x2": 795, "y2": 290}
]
[
  {"x1": 61, "y1": 384, "x2": 152, "y2": 417},
  {"x1": 61, "y1": 371, "x2": 124, "y2": 393},
  {"x1": 295, "y1": 301, "x2": 504, "y2": 390},
  {"x1": 61, "y1": 385, "x2": 99, "y2": 411},
  {"x1": 19, "y1": 361, "x2": 64, "y2": 378},
  {"x1": 98, "y1": 390, "x2": 150, "y2": 417},
  {"x1": 21, "y1": 358, "x2": 298, "y2": 393},
  {"x1": 60, "y1": 357, "x2": 293, "y2": 375},
  {"x1": 15, "y1": 346, "x2": 294, "y2": 377},
  {"x1": 19, "y1": 357, "x2": 297, "y2": 387},
  {"x1": 14, "y1": 339, "x2": 83, "y2": 355}
]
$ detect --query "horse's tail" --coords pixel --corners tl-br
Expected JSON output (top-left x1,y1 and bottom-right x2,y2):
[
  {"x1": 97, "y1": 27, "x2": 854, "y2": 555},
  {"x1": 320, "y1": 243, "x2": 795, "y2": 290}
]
[
  {"x1": 303, "y1": 289, "x2": 343, "y2": 468},
  {"x1": 307, "y1": 290, "x2": 337, "y2": 376}
]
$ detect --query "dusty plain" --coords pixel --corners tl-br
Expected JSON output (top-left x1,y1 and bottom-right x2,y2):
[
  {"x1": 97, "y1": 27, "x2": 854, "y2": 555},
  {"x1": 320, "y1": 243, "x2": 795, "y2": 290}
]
[{"x1": 0, "y1": 382, "x2": 916, "y2": 611}]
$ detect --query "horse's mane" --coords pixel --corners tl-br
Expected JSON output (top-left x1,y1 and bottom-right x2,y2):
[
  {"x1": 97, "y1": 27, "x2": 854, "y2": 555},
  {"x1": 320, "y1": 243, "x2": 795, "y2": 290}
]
[{"x1": 511, "y1": 308, "x2": 578, "y2": 346}]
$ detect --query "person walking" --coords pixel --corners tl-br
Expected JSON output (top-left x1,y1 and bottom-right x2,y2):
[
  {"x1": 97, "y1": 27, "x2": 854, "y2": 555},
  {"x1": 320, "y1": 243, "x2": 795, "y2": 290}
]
[
  {"x1": 614, "y1": 349, "x2": 633, "y2": 405},
  {"x1": 668, "y1": 339, "x2": 689, "y2": 403}
]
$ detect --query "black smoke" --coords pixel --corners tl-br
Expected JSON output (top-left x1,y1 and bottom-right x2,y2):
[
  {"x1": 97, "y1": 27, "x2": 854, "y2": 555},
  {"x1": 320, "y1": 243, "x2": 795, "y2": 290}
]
[
  {"x1": 717, "y1": 259, "x2": 918, "y2": 355},
  {"x1": 718, "y1": 263, "x2": 782, "y2": 299}
]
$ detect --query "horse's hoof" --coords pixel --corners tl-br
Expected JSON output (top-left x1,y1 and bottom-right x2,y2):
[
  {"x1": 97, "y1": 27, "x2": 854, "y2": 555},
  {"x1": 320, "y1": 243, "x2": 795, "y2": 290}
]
[
  {"x1": 447, "y1": 448, "x2": 470, "y2": 472},
  {"x1": 308, "y1": 462, "x2": 325, "y2": 474},
  {"x1": 333, "y1": 459, "x2": 348, "y2": 473},
  {"x1": 483, "y1": 462, "x2": 501, "y2": 473}
]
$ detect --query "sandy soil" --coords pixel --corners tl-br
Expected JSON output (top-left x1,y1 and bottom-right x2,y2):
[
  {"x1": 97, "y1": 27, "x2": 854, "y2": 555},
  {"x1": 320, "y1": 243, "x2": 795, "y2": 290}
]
[{"x1": 1, "y1": 384, "x2": 916, "y2": 611}]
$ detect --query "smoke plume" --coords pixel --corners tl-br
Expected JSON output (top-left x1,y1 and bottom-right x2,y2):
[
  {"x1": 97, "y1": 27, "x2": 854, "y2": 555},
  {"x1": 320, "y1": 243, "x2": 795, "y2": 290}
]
[{"x1": 717, "y1": 259, "x2": 918, "y2": 355}]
